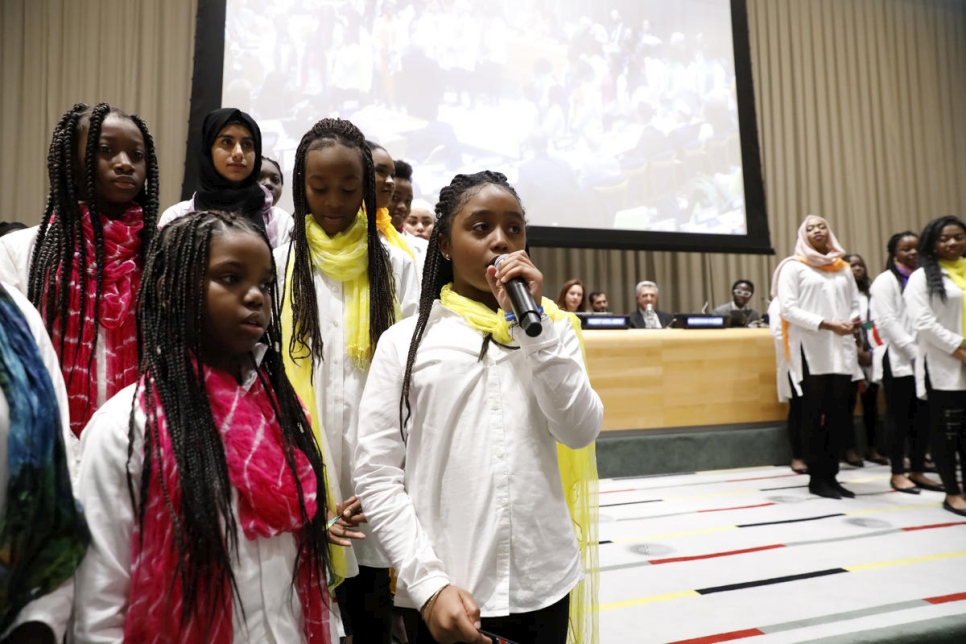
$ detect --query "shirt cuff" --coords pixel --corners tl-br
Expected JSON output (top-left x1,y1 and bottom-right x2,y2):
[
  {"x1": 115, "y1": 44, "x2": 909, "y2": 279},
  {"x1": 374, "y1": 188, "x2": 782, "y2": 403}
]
[
  {"x1": 3, "y1": 578, "x2": 73, "y2": 642},
  {"x1": 512, "y1": 314, "x2": 560, "y2": 351},
  {"x1": 407, "y1": 575, "x2": 452, "y2": 613}
]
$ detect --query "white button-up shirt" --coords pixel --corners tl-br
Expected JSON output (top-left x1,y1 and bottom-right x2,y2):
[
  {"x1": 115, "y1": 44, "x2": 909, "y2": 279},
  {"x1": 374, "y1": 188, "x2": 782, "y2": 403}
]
[
  {"x1": 274, "y1": 239, "x2": 420, "y2": 570},
  {"x1": 353, "y1": 304, "x2": 602, "y2": 616},
  {"x1": 0, "y1": 283, "x2": 74, "y2": 642},
  {"x1": 72, "y1": 353, "x2": 342, "y2": 643},
  {"x1": 0, "y1": 226, "x2": 103, "y2": 481},
  {"x1": 869, "y1": 271, "x2": 917, "y2": 381},
  {"x1": 777, "y1": 261, "x2": 861, "y2": 388},
  {"x1": 904, "y1": 267, "x2": 966, "y2": 394}
]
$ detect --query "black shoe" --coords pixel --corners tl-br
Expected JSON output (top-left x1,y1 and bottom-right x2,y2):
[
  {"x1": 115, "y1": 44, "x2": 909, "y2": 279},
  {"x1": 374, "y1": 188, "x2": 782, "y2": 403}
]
[
  {"x1": 942, "y1": 500, "x2": 966, "y2": 517},
  {"x1": 831, "y1": 480, "x2": 856, "y2": 498},
  {"x1": 809, "y1": 480, "x2": 842, "y2": 499},
  {"x1": 890, "y1": 480, "x2": 921, "y2": 495},
  {"x1": 912, "y1": 478, "x2": 945, "y2": 492}
]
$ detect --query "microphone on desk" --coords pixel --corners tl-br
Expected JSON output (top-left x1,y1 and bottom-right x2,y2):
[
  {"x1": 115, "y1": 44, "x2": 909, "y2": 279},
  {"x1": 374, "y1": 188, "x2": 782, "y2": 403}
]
[
  {"x1": 701, "y1": 301, "x2": 710, "y2": 314},
  {"x1": 494, "y1": 255, "x2": 543, "y2": 337}
]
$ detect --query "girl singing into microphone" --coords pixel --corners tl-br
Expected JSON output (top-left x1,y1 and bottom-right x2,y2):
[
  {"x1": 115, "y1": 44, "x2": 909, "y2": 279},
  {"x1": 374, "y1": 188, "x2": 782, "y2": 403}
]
[{"x1": 353, "y1": 171, "x2": 603, "y2": 644}]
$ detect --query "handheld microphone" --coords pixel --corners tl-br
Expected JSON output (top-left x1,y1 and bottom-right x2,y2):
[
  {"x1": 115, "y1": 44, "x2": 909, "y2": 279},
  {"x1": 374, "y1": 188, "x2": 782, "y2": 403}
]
[{"x1": 494, "y1": 255, "x2": 543, "y2": 337}]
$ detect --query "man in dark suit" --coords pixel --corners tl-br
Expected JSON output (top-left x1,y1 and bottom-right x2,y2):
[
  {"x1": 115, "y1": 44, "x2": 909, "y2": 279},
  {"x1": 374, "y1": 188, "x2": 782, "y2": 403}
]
[{"x1": 627, "y1": 280, "x2": 673, "y2": 328}]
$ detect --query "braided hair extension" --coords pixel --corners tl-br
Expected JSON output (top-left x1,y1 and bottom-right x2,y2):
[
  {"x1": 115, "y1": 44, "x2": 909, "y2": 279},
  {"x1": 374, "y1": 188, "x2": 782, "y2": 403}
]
[
  {"x1": 884, "y1": 230, "x2": 918, "y2": 290},
  {"x1": 27, "y1": 102, "x2": 159, "y2": 389},
  {"x1": 288, "y1": 117, "x2": 396, "y2": 365},
  {"x1": 843, "y1": 254, "x2": 871, "y2": 295},
  {"x1": 128, "y1": 211, "x2": 330, "y2": 633},
  {"x1": 398, "y1": 171, "x2": 525, "y2": 432},
  {"x1": 918, "y1": 216, "x2": 966, "y2": 303}
]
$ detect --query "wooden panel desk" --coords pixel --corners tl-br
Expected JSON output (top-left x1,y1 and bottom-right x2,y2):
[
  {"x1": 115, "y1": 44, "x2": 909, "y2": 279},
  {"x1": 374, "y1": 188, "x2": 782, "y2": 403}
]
[{"x1": 584, "y1": 328, "x2": 787, "y2": 432}]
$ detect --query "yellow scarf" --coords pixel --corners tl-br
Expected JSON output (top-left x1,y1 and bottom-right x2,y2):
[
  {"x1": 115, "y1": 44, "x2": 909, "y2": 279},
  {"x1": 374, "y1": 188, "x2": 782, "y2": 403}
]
[
  {"x1": 939, "y1": 258, "x2": 966, "y2": 337},
  {"x1": 439, "y1": 284, "x2": 599, "y2": 644},
  {"x1": 375, "y1": 205, "x2": 414, "y2": 262},
  {"x1": 781, "y1": 256, "x2": 851, "y2": 361}
]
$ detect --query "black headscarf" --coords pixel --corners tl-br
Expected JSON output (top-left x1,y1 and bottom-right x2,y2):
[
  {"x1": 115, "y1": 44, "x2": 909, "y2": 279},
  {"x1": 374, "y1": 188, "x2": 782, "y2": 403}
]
[{"x1": 194, "y1": 108, "x2": 267, "y2": 233}]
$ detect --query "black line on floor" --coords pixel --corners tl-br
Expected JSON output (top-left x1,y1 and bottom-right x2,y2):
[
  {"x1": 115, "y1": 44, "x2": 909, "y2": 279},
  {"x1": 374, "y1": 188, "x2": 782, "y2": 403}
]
[
  {"x1": 695, "y1": 567, "x2": 848, "y2": 594},
  {"x1": 737, "y1": 513, "x2": 846, "y2": 528},
  {"x1": 600, "y1": 499, "x2": 663, "y2": 508}
]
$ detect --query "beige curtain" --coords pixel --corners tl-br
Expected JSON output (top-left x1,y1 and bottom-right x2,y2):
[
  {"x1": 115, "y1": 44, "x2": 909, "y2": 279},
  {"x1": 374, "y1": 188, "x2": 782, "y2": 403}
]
[
  {"x1": 535, "y1": 0, "x2": 966, "y2": 314},
  {"x1": 0, "y1": 0, "x2": 197, "y2": 226},
  {"x1": 3, "y1": 0, "x2": 966, "y2": 315}
]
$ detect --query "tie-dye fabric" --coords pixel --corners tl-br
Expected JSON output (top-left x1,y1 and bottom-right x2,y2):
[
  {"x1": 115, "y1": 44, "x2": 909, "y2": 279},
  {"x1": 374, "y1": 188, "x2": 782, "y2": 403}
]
[
  {"x1": 0, "y1": 284, "x2": 89, "y2": 632},
  {"x1": 124, "y1": 365, "x2": 330, "y2": 643},
  {"x1": 46, "y1": 202, "x2": 142, "y2": 436}
]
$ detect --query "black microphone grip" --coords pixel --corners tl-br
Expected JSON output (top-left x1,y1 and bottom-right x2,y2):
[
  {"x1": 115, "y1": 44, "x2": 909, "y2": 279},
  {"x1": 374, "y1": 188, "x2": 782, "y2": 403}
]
[{"x1": 494, "y1": 255, "x2": 543, "y2": 337}]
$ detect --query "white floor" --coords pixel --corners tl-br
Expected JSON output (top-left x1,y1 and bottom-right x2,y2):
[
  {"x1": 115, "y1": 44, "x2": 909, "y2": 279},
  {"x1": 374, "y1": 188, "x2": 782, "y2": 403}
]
[{"x1": 597, "y1": 465, "x2": 966, "y2": 643}]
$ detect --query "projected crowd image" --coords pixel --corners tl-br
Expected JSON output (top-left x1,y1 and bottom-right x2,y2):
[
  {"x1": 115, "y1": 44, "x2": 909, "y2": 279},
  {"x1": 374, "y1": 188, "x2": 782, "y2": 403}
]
[{"x1": 225, "y1": 0, "x2": 747, "y2": 235}]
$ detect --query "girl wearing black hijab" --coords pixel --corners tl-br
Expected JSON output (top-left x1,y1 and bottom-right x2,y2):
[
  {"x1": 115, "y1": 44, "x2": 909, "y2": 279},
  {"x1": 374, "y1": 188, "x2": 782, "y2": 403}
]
[{"x1": 159, "y1": 108, "x2": 293, "y2": 247}]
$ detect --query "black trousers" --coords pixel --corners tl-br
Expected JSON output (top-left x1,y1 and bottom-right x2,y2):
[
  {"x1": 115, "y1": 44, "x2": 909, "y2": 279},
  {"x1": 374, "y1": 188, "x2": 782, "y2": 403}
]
[
  {"x1": 409, "y1": 594, "x2": 570, "y2": 644},
  {"x1": 788, "y1": 374, "x2": 804, "y2": 460},
  {"x1": 800, "y1": 353, "x2": 852, "y2": 482},
  {"x1": 846, "y1": 381, "x2": 880, "y2": 452},
  {"x1": 338, "y1": 565, "x2": 394, "y2": 643},
  {"x1": 924, "y1": 372, "x2": 966, "y2": 496},
  {"x1": 882, "y1": 352, "x2": 929, "y2": 475}
]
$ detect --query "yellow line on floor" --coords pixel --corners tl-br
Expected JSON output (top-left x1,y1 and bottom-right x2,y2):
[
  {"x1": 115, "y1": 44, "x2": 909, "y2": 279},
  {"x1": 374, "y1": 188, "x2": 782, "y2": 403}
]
[
  {"x1": 600, "y1": 589, "x2": 701, "y2": 611},
  {"x1": 609, "y1": 525, "x2": 738, "y2": 543},
  {"x1": 845, "y1": 550, "x2": 966, "y2": 572}
]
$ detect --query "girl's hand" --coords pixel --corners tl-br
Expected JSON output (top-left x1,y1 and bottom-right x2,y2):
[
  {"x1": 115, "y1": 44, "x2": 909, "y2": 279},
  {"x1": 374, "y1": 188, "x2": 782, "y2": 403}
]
[
  {"x1": 421, "y1": 585, "x2": 490, "y2": 644},
  {"x1": 326, "y1": 498, "x2": 366, "y2": 547},
  {"x1": 485, "y1": 250, "x2": 543, "y2": 313},
  {"x1": 820, "y1": 320, "x2": 855, "y2": 336},
  {"x1": 953, "y1": 347, "x2": 966, "y2": 363}
]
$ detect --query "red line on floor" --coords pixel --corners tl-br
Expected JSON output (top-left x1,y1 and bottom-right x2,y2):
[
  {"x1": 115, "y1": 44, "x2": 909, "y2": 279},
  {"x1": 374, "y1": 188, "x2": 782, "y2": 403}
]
[
  {"x1": 599, "y1": 488, "x2": 637, "y2": 495},
  {"x1": 724, "y1": 473, "x2": 801, "y2": 483},
  {"x1": 699, "y1": 503, "x2": 776, "y2": 513},
  {"x1": 924, "y1": 591, "x2": 966, "y2": 604},
  {"x1": 668, "y1": 628, "x2": 765, "y2": 644},
  {"x1": 651, "y1": 544, "x2": 785, "y2": 565},
  {"x1": 902, "y1": 521, "x2": 966, "y2": 532}
]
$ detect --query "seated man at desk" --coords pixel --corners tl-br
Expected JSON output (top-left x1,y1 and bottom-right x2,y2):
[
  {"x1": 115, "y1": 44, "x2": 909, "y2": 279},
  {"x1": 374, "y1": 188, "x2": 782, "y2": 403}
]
[
  {"x1": 711, "y1": 279, "x2": 762, "y2": 326},
  {"x1": 627, "y1": 280, "x2": 674, "y2": 328},
  {"x1": 589, "y1": 290, "x2": 609, "y2": 312}
]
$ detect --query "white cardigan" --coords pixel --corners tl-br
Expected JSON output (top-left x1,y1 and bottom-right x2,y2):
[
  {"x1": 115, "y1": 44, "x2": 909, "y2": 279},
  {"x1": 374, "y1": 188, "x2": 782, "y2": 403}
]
[
  {"x1": 777, "y1": 260, "x2": 861, "y2": 389},
  {"x1": 904, "y1": 267, "x2": 966, "y2": 394},
  {"x1": 868, "y1": 271, "x2": 917, "y2": 382},
  {"x1": 0, "y1": 283, "x2": 73, "y2": 642}
]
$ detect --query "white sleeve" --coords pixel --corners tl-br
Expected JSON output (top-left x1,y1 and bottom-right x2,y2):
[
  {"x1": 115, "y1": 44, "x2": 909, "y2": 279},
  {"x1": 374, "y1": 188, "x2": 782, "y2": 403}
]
[
  {"x1": 157, "y1": 201, "x2": 190, "y2": 229},
  {"x1": 390, "y1": 247, "x2": 421, "y2": 318},
  {"x1": 0, "y1": 227, "x2": 39, "y2": 294},
  {"x1": 5, "y1": 580, "x2": 75, "y2": 643},
  {"x1": 778, "y1": 263, "x2": 824, "y2": 331},
  {"x1": 353, "y1": 332, "x2": 451, "y2": 610},
  {"x1": 904, "y1": 270, "x2": 963, "y2": 355},
  {"x1": 767, "y1": 299, "x2": 783, "y2": 342},
  {"x1": 72, "y1": 394, "x2": 139, "y2": 643},
  {"x1": 847, "y1": 271, "x2": 862, "y2": 322},
  {"x1": 869, "y1": 275, "x2": 917, "y2": 362},
  {"x1": 272, "y1": 207, "x2": 294, "y2": 248},
  {"x1": 513, "y1": 316, "x2": 603, "y2": 449}
]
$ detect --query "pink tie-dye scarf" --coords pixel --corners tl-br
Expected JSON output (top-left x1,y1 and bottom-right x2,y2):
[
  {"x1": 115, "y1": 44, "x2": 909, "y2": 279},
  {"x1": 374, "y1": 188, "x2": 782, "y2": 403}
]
[
  {"x1": 124, "y1": 366, "x2": 330, "y2": 643},
  {"x1": 49, "y1": 202, "x2": 142, "y2": 436}
]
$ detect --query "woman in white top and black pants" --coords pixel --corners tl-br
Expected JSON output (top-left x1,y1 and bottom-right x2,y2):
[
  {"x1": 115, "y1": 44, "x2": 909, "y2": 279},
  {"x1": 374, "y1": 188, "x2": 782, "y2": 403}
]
[
  {"x1": 903, "y1": 216, "x2": 966, "y2": 516},
  {"x1": 869, "y1": 231, "x2": 942, "y2": 494},
  {"x1": 774, "y1": 215, "x2": 861, "y2": 499}
]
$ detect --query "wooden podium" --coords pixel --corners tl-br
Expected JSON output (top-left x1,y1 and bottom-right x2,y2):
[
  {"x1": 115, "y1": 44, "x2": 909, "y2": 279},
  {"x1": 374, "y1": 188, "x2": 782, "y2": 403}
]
[{"x1": 583, "y1": 328, "x2": 787, "y2": 432}]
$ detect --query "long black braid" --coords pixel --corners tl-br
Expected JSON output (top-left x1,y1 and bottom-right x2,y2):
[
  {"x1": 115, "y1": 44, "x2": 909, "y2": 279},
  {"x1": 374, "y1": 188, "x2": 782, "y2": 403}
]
[
  {"x1": 884, "y1": 230, "x2": 919, "y2": 290},
  {"x1": 918, "y1": 216, "x2": 966, "y2": 302},
  {"x1": 398, "y1": 171, "x2": 525, "y2": 431},
  {"x1": 288, "y1": 117, "x2": 396, "y2": 365},
  {"x1": 27, "y1": 102, "x2": 159, "y2": 391},
  {"x1": 129, "y1": 211, "x2": 330, "y2": 634}
]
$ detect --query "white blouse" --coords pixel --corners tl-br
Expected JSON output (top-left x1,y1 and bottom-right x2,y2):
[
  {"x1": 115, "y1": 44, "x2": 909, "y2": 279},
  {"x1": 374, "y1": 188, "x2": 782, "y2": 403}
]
[
  {"x1": 777, "y1": 261, "x2": 861, "y2": 387},
  {"x1": 353, "y1": 305, "x2": 603, "y2": 616},
  {"x1": 72, "y1": 374, "x2": 342, "y2": 643},
  {"x1": 158, "y1": 189, "x2": 294, "y2": 249},
  {"x1": 0, "y1": 283, "x2": 73, "y2": 641},
  {"x1": 904, "y1": 267, "x2": 966, "y2": 394},
  {"x1": 274, "y1": 239, "x2": 420, "y2": 571},
  {"x1": 401, "y1": 230, "x2": 428, "y2": 278},
  {"x1": 0, "y1": 227, "x2": 95, "y2": 481},
  {"x1": 869, "y1": 271, "x2": 917, "y2": 381}
]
